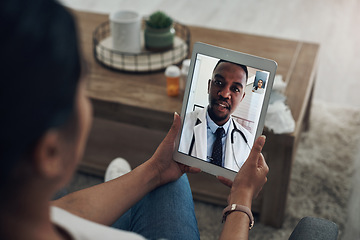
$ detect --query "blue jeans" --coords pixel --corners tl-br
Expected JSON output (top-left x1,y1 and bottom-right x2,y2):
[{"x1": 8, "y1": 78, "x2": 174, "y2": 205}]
[{"x1": 112, "y1": 174, "x2": 200, "y2": 240}]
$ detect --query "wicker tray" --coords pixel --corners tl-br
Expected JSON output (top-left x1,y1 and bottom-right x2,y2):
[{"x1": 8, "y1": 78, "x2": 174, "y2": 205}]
[{"x1": 93, "y1": 21, "x2": 190, "y2": 73}]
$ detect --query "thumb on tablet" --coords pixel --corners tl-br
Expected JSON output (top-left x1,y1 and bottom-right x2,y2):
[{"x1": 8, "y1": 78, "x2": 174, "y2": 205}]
[
  {"x1": 164, "y1": 112, "x2": 181, "y2": 144},
  {"x1": 248, "y1": 135, "x2": 266, "y2": 166},
  {"x1": 230, "y1": 135, "x2": 268, "y2": 199}
]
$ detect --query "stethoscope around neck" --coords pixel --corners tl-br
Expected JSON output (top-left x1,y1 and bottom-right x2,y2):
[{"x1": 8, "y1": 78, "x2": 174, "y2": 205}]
[{"x1": 188, "y1": 119, "x2": 252, "y2": 169}]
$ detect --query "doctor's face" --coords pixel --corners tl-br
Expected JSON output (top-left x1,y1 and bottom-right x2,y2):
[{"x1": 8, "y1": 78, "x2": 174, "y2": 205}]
[{"x1": 208, "y1": 62, "x2": 246, "y2": 126}]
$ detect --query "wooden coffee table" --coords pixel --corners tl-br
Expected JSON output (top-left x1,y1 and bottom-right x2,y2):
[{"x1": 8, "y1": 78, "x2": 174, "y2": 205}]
[{"x1": 73, "y1": 10, "x2": 319, "y2": 228}]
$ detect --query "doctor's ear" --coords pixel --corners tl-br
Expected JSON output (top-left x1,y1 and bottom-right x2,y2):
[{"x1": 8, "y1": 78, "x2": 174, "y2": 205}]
[
  {"x1": 208, "y1": 79, "x2": 211, "y2": 93},
  {"x1": 241, "y1": 92, "x2": 246, "y2": 101}
]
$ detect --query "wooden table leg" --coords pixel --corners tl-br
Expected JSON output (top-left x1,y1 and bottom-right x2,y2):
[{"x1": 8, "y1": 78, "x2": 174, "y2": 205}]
[
  {"x1": 303, "y1": 80, "x2": 315, "y2": 132},
  {"x1": 260, "y1": 133, "x2": 295, "y2": 228}
]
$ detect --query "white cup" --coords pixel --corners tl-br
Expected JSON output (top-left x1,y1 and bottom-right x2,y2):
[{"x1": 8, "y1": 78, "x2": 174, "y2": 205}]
[{"x1": 109, "y1": 10, "x2": 141, "y2": 54}]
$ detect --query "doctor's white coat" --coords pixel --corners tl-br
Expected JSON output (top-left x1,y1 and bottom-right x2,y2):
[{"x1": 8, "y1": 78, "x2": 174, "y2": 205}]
[{"x1": 179, "y1": 107, "x2": 254, "y2": 172}]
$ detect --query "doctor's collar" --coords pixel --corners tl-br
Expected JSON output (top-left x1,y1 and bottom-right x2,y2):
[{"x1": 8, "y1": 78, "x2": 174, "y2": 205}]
[{"x1": 206, "y1": 110, "x2": 231, "y2": 135}]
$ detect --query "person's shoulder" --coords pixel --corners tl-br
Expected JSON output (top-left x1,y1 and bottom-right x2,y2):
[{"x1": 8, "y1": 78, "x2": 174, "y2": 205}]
[
  {"x1": 185, "y1": 108, "x2": 205, "y2": 120},
  {"x1": 182, "y1": 108, "x2": 205, "y2": 132},
  {"x1": 254, "y1": 88, "x2": 264, "y2": 93},
  {"x1": 232, "y1": 119, "x2": 250, "y2": 132},
  {"x1": 232, "y1": 120, "x2": 254, "y2": 141},
  {"x1": 189, "y1": 108, "x2": 203, "y2": 115},
  {"x1": 51, "y1": 206, "x2": 145, "y2": 240}
]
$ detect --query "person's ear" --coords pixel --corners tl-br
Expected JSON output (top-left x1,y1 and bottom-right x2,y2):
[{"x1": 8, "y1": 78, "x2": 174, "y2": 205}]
[
  {"x1": 32, "y1": 130, "x2": 64, "y2": 179},
  {"x1": 240, "y1": 92, "x2": 246, "y2": 102},
  {"x1": 208, "y1": 79, "x2": 211, "y2": 94}
]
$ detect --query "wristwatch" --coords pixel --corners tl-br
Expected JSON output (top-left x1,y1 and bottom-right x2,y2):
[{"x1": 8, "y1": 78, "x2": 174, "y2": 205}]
[{"x1": 222, "y1": 204, "x2": 254, "y2": 230}]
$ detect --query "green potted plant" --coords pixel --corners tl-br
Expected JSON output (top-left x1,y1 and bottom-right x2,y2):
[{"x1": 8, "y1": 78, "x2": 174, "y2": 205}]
[{"x1": 144, "y1": 11, "x2": 175, "y2": 51}]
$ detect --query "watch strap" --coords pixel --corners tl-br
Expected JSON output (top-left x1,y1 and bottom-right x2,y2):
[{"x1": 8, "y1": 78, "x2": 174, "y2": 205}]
[{"x1": 222, "y1": 204, "x2": 254, "y2": 230}]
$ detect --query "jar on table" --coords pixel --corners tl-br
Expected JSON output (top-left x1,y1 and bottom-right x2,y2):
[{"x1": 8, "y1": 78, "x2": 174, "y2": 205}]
[{"x1": 165, "y1": 65, "x2": 181, "y2": 97}]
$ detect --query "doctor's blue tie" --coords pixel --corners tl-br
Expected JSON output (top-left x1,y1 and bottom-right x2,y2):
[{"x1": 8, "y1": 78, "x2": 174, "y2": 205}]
[{"x1": 211, "y1": 127, "x2": 225, "y2": 167}]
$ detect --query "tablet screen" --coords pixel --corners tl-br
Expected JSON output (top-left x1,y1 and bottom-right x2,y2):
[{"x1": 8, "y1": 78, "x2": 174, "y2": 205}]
[{"x1": 178, "y1": 53, "x2": 271, "y2": 173}]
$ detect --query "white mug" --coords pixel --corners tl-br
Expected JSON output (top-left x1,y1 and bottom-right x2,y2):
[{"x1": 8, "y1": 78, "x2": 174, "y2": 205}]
[{"x1": 109, "y1": 10, "x2": 141, "y2": 54}]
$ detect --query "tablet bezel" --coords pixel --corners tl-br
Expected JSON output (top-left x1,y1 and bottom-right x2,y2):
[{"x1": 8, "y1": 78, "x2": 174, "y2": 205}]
[{"x1": 173, "y1": 42, "x2": 277, "y2": 181}]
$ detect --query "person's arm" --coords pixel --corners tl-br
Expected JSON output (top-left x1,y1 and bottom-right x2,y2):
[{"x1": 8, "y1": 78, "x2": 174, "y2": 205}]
[
  {"x1": 218, "y1": 136, "x2": 269, "y2": 240},
  {"x1": 52, "y1": 113, "x2": 200, "y2": 226}
]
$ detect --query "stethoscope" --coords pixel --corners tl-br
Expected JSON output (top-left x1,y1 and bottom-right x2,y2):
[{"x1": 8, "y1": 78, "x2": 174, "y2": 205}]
[{"x1": 188, "y1": 118, "x2": 251, "y2": 169}]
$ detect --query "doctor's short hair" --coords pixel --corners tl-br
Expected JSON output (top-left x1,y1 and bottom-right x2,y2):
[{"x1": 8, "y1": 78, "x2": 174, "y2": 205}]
[
  {"x1": 213, "y1": 59, "x2": 248, "y2": 82},
  {"x1": 0, "y1": 0, "x2": 81, "y2": 182}
]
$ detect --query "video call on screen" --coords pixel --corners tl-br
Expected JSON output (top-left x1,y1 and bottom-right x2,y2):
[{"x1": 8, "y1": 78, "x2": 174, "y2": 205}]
[{"x1": 178, "y1": 54, "x2": 270, "y2": 172}]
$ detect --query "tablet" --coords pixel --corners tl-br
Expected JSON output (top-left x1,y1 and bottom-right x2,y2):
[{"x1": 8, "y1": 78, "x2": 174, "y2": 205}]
[{"x1": 174, "y1": 42, "x2": 277, "y2": 180}]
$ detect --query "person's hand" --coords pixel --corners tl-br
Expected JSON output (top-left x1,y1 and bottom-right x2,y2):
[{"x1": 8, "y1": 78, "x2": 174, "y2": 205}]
[
  {"x1": 148, "y1": 112, "x2": 201, "y2": 187},
  {"x1": 218, "y1": 136, "x2": 269, "y2": 205}
]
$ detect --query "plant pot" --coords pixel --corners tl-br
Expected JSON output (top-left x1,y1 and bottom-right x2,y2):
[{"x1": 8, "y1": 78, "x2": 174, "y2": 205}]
[{"x1": 144, "y1": 25, "x2": 175, "y2": 51}]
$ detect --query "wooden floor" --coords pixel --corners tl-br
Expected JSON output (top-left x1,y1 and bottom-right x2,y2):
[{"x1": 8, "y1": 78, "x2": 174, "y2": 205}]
[{"x1": 60, "y1": 0, "x2": 360, "y2": 238}]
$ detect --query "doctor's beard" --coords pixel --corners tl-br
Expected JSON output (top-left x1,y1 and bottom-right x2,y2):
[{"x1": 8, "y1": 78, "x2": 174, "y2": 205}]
[{"x1": 207, "y1": 103, "x2": 231, "y2": 126}]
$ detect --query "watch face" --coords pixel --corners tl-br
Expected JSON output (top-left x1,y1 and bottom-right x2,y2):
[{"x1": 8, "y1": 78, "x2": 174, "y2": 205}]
[{"x1": 249, "y1": 221, "x2": 254, "y2": 230}]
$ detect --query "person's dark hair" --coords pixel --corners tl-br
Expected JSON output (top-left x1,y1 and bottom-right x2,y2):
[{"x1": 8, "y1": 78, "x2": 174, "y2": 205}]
[
  {"x1": 213, "y1": 59, "x2": 248, "y2": 82},
  {"x1": 254, "y1": 79, "x2": 265, "y2": 90},
  {"x1": 0, "y1": 0, "x2": 81, "y2": 181}
]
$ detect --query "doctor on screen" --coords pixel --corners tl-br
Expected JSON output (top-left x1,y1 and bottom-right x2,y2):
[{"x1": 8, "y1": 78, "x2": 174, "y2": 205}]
[{"x1": 179, "y1": 59, "x2": 254, "y2": 172}]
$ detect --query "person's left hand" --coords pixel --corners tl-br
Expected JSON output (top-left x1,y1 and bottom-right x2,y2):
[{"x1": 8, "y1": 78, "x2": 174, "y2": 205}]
[{"x1": 148, "y1": 112, "x2": 201, "y2": 187}]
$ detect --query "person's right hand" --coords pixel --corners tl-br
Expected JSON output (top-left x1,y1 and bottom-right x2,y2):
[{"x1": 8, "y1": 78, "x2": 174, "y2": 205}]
[
  {"x1": 218, "y1": 136, "x2": 269, "y2": 205},
  {"x1": 147, "y1": 112, "x2": 201, "y2": 187}
]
